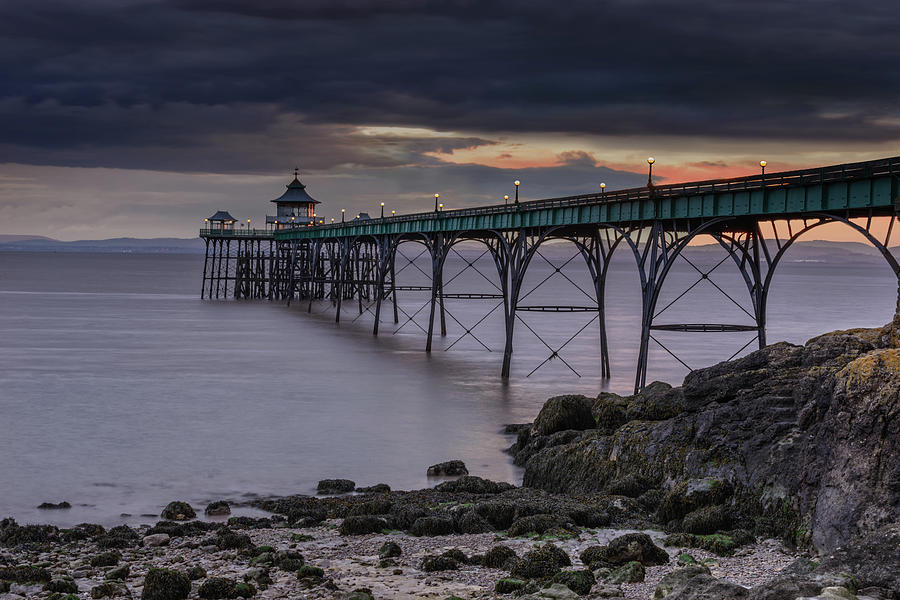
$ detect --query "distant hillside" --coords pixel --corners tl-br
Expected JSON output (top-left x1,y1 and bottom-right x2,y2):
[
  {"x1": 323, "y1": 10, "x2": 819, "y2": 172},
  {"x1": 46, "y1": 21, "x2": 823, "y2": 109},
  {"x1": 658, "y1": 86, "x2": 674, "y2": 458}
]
[{"x1": 0, "y1": 236, "x2": 206, "y2": 254}]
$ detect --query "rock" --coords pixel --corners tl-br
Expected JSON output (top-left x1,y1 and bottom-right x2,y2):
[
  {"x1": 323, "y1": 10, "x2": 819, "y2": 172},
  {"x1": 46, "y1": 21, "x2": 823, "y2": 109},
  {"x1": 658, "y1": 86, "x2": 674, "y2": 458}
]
[
  {"x1": 435, "y1": 475, "x2": 514, "y2": 494},
  {"x1": 441, "y1": 548, "x2": 469, "y2": 564},
  {"x1": 297, "y1": 565, "x2": 324, "y2": 578},
  {"x1": 475, "y1": 499, "x2": 518, "y2": 529},
  {"x1": 37, "y1": 501, "x2": 71, "y2": 510},
  {"x1": 534, "y1": 395, "x2": 595, "y2": 435},
  {"x1": 458, "y1": 510, "x2": 493, "y2": 533},
  {"x1": 348, "y1": 589, "x2": 374, "y2": 600},
  {"x1": 204, "y1": 501, "x2": 231, "y2": 516},
  {"x1": 91, "y1": 582, "x2": 131, "y2": 598},
  {"x1": 215, "y1": 528, "x2": 253, "y2": 550},
  {"x1": 552, "y1": 569, "x2": 596, "y2": 595},
  {"x1": 654, "y1": 566, "x2": 713, "y2": 598},
  {"x1": 605, "y1": 533, "x2": 669, "y2": 566},
  {"x1": 231, "y1": 582, "x2": 255, "y2": 598},
  {"x1": 160, "y1": 501, "x2": 196, "y2": 521},
  {"x1": 316, "y1": 479, "x2": 355, "y2": 494},
  {"x1": 105, "y1": 565, "x2": 130, "y2": 581},
  {"x1": 421, "y1": 555, "x2": 458, "y2": 571},
  {"x1": 538, "y1": 582, "x2": 581, "y2": 599},
  {"x1": 0, "y1": 517, "x2": 59, "y2": 547},
  {"x1": 273, "y1": 550, "x2": 305, "y2": 571},
  {"x1": 662, "y1": 532, "x2": 752, "y2": 556},
  {"x1": 580, "y1": 545, "x2": 611, "y2": 568},
  {"x1": 142, "y1": 533, "x2": 170, "y2": 547},
  {"x1": 607, "y1": 561, "x2": 645, "y2": 584},
  {"x1": 508, "y1": 514, "x2": 570, "y2": 537},
  {"x1": 410, "y1": 516, "x2": 455, "y2": 536},
  {"x1": 185, "y1": 566, "x2": 207, "y2": 581},
  {"x1": 44, "y1": 579, "x2": 78, "y2": 593},
  {"x1": 682, "y1": 505, "x2": 731, "y2": 535},
  {"x1": 0, "y1": 565, "x2": 52, "y2": 584},
  {"x1": 813, "y1": 523, "x2": 900, "y2": 592},
  {"x1": 378, "y1": 541, "x2": 402, "y2": 558},
  {"x1": 427, "y1": 460, "x2": 469, "y2": 476},
  {"x1": 98, "y1": 525, "x2": 140, "y2": 549},
  {"x1": 356, "y1": 483, "x2": 391, "y2": 493},
  {"x1": 591, "y1": 583, "x2": 625, "y2": 598},
  {"x1": 198, "y1": 577, "x2": 238, "y2": 599},
  {"x1": 483, "y1": 545, "x2": 518, "y2": 569},
  {"x1": 511, "y1": 544, "x2": 570, "y2": 579},
  {"x1": 339, "y1": 515, "x2": 388, "y2": 535},
  {"x1": 496, "y1": 578, "x2": 527, "y2": 593},
  {"x1": 665, "y1": 574, "x2": 748, "y2": 600},
  {"x1": 90, "y1": 551, "x2": 121, "y2": 567},
  {"x1": 140, "y1": 568, "x2": 190, "y2": 600}
]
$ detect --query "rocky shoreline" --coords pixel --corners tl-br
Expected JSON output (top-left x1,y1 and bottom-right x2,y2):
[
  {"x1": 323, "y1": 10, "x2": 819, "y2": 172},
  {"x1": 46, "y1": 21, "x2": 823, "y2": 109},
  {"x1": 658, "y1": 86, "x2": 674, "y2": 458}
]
[{"x1": 2, "y1": 322, "x2": 898, "y2": 599}]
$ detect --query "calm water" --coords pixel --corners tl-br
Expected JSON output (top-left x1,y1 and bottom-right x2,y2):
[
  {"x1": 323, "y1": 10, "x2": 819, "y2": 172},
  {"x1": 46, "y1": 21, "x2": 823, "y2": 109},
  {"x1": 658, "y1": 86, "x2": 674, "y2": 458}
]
[{"x1": 0, "y1": 248, "x2": 895, "y2": 526}]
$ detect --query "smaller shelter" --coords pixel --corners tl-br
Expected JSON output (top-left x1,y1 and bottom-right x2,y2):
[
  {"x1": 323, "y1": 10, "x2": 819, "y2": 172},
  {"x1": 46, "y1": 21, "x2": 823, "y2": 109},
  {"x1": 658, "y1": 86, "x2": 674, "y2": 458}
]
[{"x1": 206, "y1": 210, "x2": 238, "y2": 231}]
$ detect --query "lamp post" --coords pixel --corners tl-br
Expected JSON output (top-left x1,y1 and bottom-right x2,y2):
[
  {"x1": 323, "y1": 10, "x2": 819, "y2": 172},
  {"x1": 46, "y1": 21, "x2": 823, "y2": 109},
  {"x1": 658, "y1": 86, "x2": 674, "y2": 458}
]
[
  {"x1": 600, "y1": 182, "x2": 606, "y2": 196},
  {"x1": 514, "y1": 180, "x2": 520, "y2": 205},
  {"x1": 439, "y1": 203, "x2": 443, "y2": 212},
  {"x1": 434, "y1": 193, "x2": 440, "y2": 212},
  {"x1": 331, "y1": 218, "x2": 335, "y2": 224},
  {"x1": 647, "y1": 157, "x2": 655, "y2": 186},
  {"x1": 247, "y1": 218, "x2": 251, "y2": 232},
  {"x1": 391, "y1": 210, "x2": 396, "y2": 217},
  {"x1": 504, "y1": 194, "x2": 509, "y2": 205},
  {"x1": 341, "y1": 209, "x2": 345, "y2": 223},
  {"x1": 204, "y1": 218, "x2": 208, "y2": 231},
  {"x1": 381, "y1": 202, "x2": 385, "y2": 218}
]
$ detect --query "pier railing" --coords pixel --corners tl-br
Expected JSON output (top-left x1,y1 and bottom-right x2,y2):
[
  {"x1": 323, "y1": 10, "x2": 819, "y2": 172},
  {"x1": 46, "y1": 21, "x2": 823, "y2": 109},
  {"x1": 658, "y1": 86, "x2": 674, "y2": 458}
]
[{"x1": 200, "y1": 228, "x2": 274, "y2": 238}]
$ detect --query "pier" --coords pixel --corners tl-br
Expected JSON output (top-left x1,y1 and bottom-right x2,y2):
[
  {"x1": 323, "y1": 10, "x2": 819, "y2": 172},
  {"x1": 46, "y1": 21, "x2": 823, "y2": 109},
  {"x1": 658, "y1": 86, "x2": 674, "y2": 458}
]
[{"x1": 201, "y1": 156, "x2": 900, "y2": 392}]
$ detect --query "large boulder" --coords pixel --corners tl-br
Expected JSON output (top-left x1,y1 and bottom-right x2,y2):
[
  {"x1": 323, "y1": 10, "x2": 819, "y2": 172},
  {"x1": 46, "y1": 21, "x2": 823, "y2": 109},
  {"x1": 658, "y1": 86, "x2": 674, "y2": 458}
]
[
  {"x1": 518, "y1": 325, "x2": 900, "y2": 552},
  {"x1": 160, "y1": 501, "x2": 195, "y2": 521},
  {"x1": 140, "y1": 568, "x2": 190, "y2": 600},
  {"x1": 654, "y1": 566, "x2": 712, "y2": 598},
  {"x1": 812, "y1": 523, "x2": 900, "y2": 593},
  {"x1": 316, "y1": 479, "x2": 355, "y2": 494},
  {"x1": 665, "y1": 574, "x2": 748, "y2": 600},
  {"x1": 426, "y1": 460, "x2": 468, "y2": 476},
  {"x1": 534, "y1": 395, "x2": 596, "y2": 435}
]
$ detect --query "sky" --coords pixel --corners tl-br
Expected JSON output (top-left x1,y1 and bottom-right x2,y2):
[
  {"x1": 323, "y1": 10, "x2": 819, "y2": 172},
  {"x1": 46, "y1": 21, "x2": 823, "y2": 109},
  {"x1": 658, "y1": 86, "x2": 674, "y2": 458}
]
[{"x1": 1, "y1": 0, "x2": 899, "y2": 240}]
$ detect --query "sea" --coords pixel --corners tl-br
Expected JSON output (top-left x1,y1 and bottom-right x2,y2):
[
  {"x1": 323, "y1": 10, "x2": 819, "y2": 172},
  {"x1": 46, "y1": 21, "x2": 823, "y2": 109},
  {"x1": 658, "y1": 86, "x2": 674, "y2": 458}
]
[{"x1": 0, "y1": 247, "x2": 895, "y2": 526}]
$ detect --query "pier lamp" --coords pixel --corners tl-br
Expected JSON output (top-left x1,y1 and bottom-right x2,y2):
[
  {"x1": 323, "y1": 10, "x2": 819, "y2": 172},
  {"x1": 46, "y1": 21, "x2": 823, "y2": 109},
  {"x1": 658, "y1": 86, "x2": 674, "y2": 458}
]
[
  {"x1": 514, "y1": 180, "x2": 520, "y2": 205},
  {"x1": 247, "y1": 219, "x2": 251, "y2": 231},
  {"x1": 341, "y1": 208, "x2": 345, "y2": 223},
  {"x1": 331, "y1": 218, "x2": 335, "y2": 224},
  {"x1": 204, "y1": 218, "x2": 208, "y2": 230},
  {"x1": 381, "y1": 202, "x2": 385, "y2": 218},
  {"x1": 434, "y1": 193, "x2": 440, "y2": 212},
  {"x1": 647, "y1": 157, "x2": 655, "y2": 186},
  {"x1": 439, "y1": 203, "x2": 444, "y2": 212},
  {"x1": 391, "y1": 210, "x2": 396, "y2": 217},
  {"x1": 600, "y1": 182, "x2": 606, "y2": 196},
  {"x1": 504, "y1": 194, "x2": 509, "y2": 205},
  {"x1": 760, "y1": 160, "x2": 767, "y2": 175}
]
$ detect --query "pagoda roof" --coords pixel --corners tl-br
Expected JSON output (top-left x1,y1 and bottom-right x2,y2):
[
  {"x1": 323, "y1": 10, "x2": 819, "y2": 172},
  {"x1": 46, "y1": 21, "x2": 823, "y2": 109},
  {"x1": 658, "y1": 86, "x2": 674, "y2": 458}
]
[
  {"x1": 271, "y1": 175, "x2": 320, "y2": 205},
  {"x1": 208, "y1": 210, "x2": 238, "y2": 222}
]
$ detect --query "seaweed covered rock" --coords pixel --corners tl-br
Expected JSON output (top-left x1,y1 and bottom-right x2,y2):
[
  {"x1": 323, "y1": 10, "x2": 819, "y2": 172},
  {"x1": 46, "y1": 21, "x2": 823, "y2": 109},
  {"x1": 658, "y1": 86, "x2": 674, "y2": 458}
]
[
  {"x1": 421, "y1": 555, "x2": 458, "y2": 572},
  {"x1": 378, "y1": 541, "x2": 402, "y2": 559},
  {"x1": 161, "y1": 501, "x2": 196, "y2": 521},
  {"x1": 410, "y1": 516, "x2": 455, "y2": 537},
  {"x1": 507, "y1": 514, "x2": 570, "y2": 537},
  {"x1": 654, "y1": 566, "x2": 712, "y2": 598},
  {"x1": 215, "y1": 527, "x2": 253, "y2": 550},
  {"x1": 0, "y1": 565, "x2": 52, "y2": 583},
  {"x1": 205, "y1": 501, "x2": 231, "y2": 516},
  {"x1": 45, "y1": 578, "x2": 78, "y2": 593},
  {"x1": 0, "y1": 518, "x2": 59, "y2": 547},
  {"x1": 510, "y1": 543, "x2": 570, "y2": 579},
  {"x1": 140, "y1": 568, "x2": 190, "y2": 600},
  {"x1": 426, "y1": 460, "x2": 468, "y2": 476},
  {"x1": 98, "y1": 525, "x2": 140, "y2": 549},
  {"x1": 607, "y1": 561, "x2": 645, "y2": 584},
  {"x1": 90, "y1": 551, "x2": 121, "y2": 567},
  {"x1": 605, "y1": 533, "x2": 669, "y2": 566},
  {"x1": 90, "y1": 581, "x2": 129, "y2": 598},
  {"x1": 534, "y1": 395, "x2": 595, "y2": 435},
  {"x1": 316, "y1": 479, "x2": 355, "y2": 495},
  {"x1": 496, "y1": 578, "x2": 527, "y2": 594},
  {"x1": 434, "y1": 475, "x2": 513, "y2": 494},
  {"x1": 483, "y1": 545, "x2": 518, "y2": 569},
  {"x1": 198, "y1": 577, "x2": 238, "y2": 599},
  {"x1": 339, "y1": 515, "x2": 388, "y2": 536}
]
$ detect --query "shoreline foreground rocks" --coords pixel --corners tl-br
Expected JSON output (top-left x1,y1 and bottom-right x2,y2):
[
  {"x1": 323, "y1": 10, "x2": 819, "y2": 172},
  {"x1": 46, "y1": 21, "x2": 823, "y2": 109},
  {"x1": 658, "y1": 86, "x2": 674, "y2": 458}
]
[{"x1": 1, "y1": 323, "x2": 897, "y2": 599}]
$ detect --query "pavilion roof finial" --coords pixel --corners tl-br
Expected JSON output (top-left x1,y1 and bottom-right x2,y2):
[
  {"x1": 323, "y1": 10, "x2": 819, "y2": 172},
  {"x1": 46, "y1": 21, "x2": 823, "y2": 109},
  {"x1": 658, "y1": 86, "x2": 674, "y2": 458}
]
[{"x1": 294, "y1": 166, "x2": 299, "y2": 180}]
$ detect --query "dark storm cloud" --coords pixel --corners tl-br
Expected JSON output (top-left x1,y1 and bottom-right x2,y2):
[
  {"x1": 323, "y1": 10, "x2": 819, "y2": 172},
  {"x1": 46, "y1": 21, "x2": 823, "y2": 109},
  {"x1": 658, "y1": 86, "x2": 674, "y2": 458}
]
[{"x1": 1, "y1": 0, "x2": 899, "y2": 173}]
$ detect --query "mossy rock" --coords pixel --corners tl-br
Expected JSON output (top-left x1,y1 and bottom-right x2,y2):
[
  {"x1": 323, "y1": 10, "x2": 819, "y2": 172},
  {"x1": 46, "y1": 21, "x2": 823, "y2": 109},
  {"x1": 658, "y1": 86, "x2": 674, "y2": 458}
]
[
  {"x1": 90, "y1": 550, "x2": 121, "y2": 567},
  {"x1": 441, "y1": 548, "x2": 469, "y2": 564},
  {"x1": 161, "y1": 501, "x2": 196, "y2": 521},
  {"x1": 579, "y1": 545, "x2": 610, "y2": 568},
  {"x1": 105, "y1": 565, "x2": 130, "y2": 581},
  {"x1": 662, "y1": 531, "x2": 751, "y2": 556},
  {"x1": 507, "y1": 514, "x2": 569, "y2": 537},
  {"x1": 215, "y1": 528, "x2": 253, "y2": 550},
  {"x1": 47, "y1": 594, "x2": 79, "y2": 600},
  {"x1": 653, "y1": 565, "x2": 711, "y2": 599},
  {"x1": 231, "y1": 582, "x2": 255, "y2": 598},
  {"x1": 348, "y1": 589, "x2": 374, "y2": 600},
  {"x1": 606, "y1": 560, "x2": 645, "y2": 584},
  {"x1": 534, "y1": 394, "x2": 595, "y2": 435},
  {"x1": 185, "y1": 565, "x2": 207, "y2": 580},
  {"x1": 510, "y1": 544, "x2": 569, "y2": 579},
  {"x1": 495, "y1": 578, "x2": 527, "y2": 593},
  {"x1": 552, "y1": 569, "x2": 596, "y2": 595},
  {"x1": 205, "y1": 500, "x2": 231, "y2": 516},
  {"x1": 140, "y1": 568, "x2": 190, "y2": 600},
  {"x1": 274, "y1": 550, "x2": 304, "y2": 571},
  {"x1": 297, "y1": 565, "x2": 324, "y2": 578}
]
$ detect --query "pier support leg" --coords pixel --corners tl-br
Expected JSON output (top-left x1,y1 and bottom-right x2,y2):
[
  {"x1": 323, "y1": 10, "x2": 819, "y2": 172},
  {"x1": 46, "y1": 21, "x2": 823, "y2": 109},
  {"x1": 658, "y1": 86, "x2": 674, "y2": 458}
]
[{"x1": 201, "y1": 239, "x2": 210, "y2": 299}]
